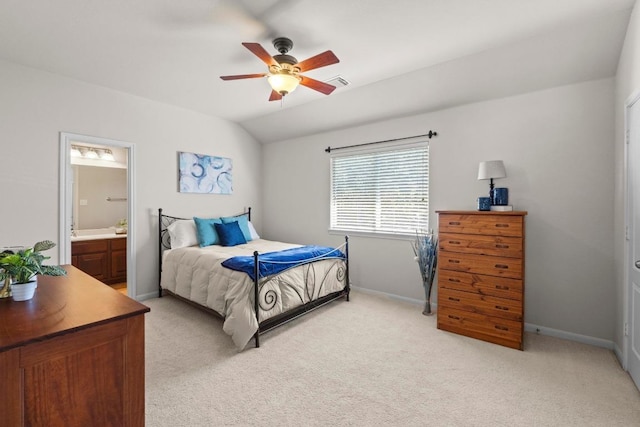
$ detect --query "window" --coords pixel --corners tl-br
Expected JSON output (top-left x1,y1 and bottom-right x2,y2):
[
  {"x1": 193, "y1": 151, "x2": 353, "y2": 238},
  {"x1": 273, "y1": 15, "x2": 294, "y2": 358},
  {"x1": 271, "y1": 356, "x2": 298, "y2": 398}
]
[{"x1": 330, "y1": 141, "x2": 429, "y2": 237}]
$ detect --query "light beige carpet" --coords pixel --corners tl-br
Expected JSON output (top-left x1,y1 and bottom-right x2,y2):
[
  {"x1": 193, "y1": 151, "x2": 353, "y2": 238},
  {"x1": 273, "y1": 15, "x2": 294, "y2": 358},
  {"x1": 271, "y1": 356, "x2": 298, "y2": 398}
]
[{"x1": 144, "y1": 291, "x2": 640, "y2": 426}]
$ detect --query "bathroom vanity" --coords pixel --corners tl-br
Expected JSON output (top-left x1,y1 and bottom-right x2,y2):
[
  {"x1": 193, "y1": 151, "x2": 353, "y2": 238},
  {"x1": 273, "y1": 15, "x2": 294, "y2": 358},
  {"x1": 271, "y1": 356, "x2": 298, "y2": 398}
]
[{"x1": 71, "y1": 230, "x2": 127, "y2": 285}]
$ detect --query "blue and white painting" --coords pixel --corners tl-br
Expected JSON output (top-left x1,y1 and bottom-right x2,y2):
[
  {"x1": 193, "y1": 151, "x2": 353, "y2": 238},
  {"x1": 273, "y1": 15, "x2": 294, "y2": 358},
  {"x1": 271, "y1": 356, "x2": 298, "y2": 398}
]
[{"x1": 179, "y1": 152, "x2": 233, "y2": 194}]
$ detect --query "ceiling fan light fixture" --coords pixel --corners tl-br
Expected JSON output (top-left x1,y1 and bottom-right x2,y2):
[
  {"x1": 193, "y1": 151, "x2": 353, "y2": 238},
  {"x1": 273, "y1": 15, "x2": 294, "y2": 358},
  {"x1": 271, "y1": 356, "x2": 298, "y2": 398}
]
[
  {"x1": 268, "y1": 72, "x2": 300, "y2": 96},
  {"x1": 221, "y1": 38, "x2": 340, "y2": 101}
]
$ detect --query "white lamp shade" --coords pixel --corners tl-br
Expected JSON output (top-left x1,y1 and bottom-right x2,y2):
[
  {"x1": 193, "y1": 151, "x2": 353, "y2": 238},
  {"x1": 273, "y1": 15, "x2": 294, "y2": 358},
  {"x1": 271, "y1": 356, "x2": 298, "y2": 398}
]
[
  {"x1": 477, "y1": 160, "x2": 506, "y2": 180},
  {"x1": 268, "y1": 73, "x2": 300, "y2": 95}
]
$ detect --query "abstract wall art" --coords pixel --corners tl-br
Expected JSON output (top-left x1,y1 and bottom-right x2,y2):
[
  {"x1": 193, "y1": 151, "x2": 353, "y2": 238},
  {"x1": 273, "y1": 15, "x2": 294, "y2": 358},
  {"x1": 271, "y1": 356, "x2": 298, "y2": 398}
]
[{"x1": 178, "y1": 151, "x2": 233, "y2": 194}]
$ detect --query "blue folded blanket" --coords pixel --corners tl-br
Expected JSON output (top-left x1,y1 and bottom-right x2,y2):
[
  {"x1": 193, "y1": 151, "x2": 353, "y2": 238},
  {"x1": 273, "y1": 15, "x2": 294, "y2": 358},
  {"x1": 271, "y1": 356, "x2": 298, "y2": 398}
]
[{"x1": 221, "y1": 245, "x2": 346, "y2": 281}]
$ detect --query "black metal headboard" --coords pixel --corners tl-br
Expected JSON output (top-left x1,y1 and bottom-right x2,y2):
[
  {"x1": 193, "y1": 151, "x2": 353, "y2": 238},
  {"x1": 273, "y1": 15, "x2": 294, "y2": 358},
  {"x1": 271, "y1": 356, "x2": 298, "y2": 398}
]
[{"x1": 158, "y1": 207, "x2": 251, "y2": 296}]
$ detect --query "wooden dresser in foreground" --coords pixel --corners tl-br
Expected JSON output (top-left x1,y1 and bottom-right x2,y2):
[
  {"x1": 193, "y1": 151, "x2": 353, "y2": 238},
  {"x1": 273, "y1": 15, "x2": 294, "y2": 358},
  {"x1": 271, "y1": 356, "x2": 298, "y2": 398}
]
[
  {"x1": 0, "y1": 266, "x2": 150, "y2": 426},
  {"x1": 436, "y1": 211, "x2": 527, "y2": 350}
]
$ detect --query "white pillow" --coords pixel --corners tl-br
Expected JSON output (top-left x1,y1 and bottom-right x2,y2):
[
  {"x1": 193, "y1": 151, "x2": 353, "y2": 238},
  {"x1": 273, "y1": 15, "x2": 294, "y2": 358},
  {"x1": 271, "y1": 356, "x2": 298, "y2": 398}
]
[
  {"x1": 167, "y1": 220, "x2": 198, "y2": 249},
  {"x1": 248, "y1": 221, "x2": 260, "y2": 240}
]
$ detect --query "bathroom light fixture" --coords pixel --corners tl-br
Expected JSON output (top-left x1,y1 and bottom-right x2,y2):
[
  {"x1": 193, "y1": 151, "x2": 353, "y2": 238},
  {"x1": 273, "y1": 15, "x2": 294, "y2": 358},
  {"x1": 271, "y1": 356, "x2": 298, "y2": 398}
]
[
  {"x1": 99, "y1": 149, "x2": 115, "y2": 161},
  {"x1": 477, "y1": 160, "x2": 506, "y2": 204},
  {"x1": 70, "y1": 144, "x2": 116, "y2": 161},
  {"x1": 84, "y1": 148, "x2": 99, "y2": 159},
  {"x1": 70, "y1": 146, "x2": 82, "y2": 157}
]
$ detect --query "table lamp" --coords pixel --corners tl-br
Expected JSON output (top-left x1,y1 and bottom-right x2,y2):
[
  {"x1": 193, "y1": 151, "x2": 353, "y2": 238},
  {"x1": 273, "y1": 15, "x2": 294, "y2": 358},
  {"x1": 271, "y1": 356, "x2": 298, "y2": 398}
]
[{"x1": 477, "y1": 160, "x2": 506, "y2": 205}]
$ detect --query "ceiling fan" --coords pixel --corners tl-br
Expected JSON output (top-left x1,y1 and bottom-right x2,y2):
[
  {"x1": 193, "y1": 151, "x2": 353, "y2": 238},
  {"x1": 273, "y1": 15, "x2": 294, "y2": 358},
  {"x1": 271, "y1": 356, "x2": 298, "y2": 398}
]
[{"x1": 220, "y1": 37, "x2": 340, "y2": 101}]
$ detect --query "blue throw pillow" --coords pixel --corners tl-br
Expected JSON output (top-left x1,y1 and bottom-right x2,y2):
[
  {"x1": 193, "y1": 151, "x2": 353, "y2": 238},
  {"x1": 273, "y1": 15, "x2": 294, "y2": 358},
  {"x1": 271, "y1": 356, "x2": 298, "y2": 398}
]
[
  {"x1": 214, "y1": 221, "x2": 247, "y2": 246},
  {"x1": 221, "y1": 214, "x2": 252, "y2": 242},
  {"x1": 193, "y1": 217, "x2": 223, "y2": 247}
]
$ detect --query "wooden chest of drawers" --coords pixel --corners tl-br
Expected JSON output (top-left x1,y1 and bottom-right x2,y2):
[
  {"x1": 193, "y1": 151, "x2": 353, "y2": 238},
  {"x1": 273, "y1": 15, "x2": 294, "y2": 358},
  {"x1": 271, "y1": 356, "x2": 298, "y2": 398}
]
[{"x1": 436, "y1": 211, "x2": 527, "y2": 350}]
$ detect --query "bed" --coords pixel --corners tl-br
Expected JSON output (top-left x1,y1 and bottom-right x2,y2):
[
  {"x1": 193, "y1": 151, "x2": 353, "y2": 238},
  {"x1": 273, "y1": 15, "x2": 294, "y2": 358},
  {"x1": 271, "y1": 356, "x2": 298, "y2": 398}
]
[{"x1": 158, "y1": 208, "x2": 350, "y2": 349}]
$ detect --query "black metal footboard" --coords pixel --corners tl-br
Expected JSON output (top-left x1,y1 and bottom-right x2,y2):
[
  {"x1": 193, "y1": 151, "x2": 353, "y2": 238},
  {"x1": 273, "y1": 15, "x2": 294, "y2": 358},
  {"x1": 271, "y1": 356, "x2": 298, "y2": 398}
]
[{"x1": 252, "y1": 236, "x2": 350, "y2": 348}]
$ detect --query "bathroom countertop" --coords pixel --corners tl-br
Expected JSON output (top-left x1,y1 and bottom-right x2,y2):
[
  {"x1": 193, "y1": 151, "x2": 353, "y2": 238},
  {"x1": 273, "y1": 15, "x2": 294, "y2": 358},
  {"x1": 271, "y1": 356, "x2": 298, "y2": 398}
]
[{"x1": 70, "y1": 228, "x2": 127, "y2": 242}]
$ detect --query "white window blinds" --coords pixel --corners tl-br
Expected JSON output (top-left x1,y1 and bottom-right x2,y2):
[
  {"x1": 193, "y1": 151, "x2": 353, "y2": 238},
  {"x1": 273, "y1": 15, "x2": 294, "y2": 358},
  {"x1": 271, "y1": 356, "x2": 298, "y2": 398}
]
[{"x1": 330, "y1": 142, "x2": 429, "y2": 236}]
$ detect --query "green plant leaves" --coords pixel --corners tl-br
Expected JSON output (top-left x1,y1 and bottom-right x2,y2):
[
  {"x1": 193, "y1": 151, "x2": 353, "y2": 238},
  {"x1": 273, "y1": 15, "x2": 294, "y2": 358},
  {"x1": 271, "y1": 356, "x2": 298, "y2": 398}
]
[
  {"x1": 33, "y1": 240, "x2": 56, "y2": 252},
  {"x1": 0, "y1": 240, "x2": 66, "y2": 283}
]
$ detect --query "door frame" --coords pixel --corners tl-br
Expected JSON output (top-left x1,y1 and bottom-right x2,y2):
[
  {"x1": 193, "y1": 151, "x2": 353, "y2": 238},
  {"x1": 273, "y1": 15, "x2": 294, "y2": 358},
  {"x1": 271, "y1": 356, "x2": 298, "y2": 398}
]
[
  {"x1": 624, "y1": 90, "x2": 640, "y2": 374},
  {"x1": 58, "y1": 132, "x2": 137, "y2": 298}
]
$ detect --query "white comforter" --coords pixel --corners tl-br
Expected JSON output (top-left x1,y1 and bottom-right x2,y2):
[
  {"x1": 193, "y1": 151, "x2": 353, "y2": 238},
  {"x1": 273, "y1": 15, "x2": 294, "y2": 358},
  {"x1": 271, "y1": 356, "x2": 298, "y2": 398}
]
[{"x1": 160, "y1": 239, "x2": 347, "y2": 349}]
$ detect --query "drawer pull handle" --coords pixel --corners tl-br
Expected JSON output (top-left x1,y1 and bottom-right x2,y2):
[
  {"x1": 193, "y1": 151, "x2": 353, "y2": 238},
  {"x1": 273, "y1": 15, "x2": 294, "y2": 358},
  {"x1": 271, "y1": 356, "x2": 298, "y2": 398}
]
[
  {"x1": 496, "y1": 244, "x2": 509, "y2": 249},
  {"x1": 449, "y1": 221, "x2": 461, "y2": 226},
  {"x1": 495, "y1": 305, "x2": 509, "y2": 311},
  {"x1": 448, "y1": 278, "x2": 461, "y2": 283},
  {"x1": 449, "y1": 260, "x2": 460, "y2": 264},
  {"x1": 495, "y1": 285, "x2": 509, "y2": 290},
  {"x1": 495, "y1": 325, "x2": 509, "y2": 331},
  {"x1": 449, "y1": 241, "x2": 461, "y2": 245},
  {"x1": 448, "y1": 315, "x2": 460, "y2": 320},
  {"x1": 495, "y1": 224, "x2": 509, "y2": 228},
  {"x1": 448, "y1": 297, "x2": 460, "y2": 302},
  {"x1": 495, "y1": 264, "x2": 509, "y2": 269}
]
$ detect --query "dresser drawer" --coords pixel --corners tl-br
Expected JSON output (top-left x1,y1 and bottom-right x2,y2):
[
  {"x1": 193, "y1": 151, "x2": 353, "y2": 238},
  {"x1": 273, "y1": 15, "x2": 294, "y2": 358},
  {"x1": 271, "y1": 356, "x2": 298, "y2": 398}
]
[
  {"x1": 438, "y1": 307, "x2": 522, "y2": 345},
  {"x1": 439, "y1": 214, "x2": 523, "y2": 237},
  {"x1": 439, "y1": 233, "x2": 522, "y2": 258},
  {"x1": 438, "y1": 288, "x2": 522, "y2": 321},
  {"x1": 438, "y1": 270, "x2": 522, "y2": 301},
  {"x1": 439, "y1": 252, "x2": 522, "y2": 279}
]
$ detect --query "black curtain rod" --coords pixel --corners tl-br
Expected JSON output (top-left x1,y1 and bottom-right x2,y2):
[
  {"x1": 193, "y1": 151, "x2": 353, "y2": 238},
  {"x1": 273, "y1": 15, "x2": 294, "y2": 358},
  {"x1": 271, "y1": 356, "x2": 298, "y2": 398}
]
[{"x1": 324, "y1": 130, "x2": 437, "y2": 153}]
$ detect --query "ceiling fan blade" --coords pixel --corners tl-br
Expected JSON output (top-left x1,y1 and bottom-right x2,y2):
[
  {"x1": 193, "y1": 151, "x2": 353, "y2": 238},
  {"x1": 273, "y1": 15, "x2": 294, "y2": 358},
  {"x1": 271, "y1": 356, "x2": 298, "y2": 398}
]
[
  {"x1": 300, "y1": 76, "x2": 336, "y2": 95},
  {"x1": 269, "y1": 90, "x2": 283, "y2": 102},
  {"x1": 296, "y1": 50, "x2": 339, "y2": 72},
  {"x1": 220, "y1": 73, "x2": 267, "y2": 80},
  {"x1": 242, "y1": 42, "x2": 278, "y2": 67}
]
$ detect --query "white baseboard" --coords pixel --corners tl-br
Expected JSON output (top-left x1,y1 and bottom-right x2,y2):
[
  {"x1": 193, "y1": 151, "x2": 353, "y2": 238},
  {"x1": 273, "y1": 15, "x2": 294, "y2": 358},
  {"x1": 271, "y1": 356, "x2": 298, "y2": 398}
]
[
  {"x1": 136, "y1": 290, "x2": 160, "y2": 301},
  {"x1": 350, "y1": 285, "x2": 436, "y2": 309},
  {"x1": 524, "y1": 323, "x2": 614, "y2": 350},
  {"x1": 614, "y1": 342, "x2": 626, "y2": 369}
]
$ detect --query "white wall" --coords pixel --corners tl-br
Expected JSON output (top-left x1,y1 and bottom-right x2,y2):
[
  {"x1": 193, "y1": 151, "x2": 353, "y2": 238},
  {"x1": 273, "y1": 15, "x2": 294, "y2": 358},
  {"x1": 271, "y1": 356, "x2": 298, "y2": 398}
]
[
  {"x1": 263, "y1": 78, "x2": 615, "y2": 342},
  {"x1": 0, "y1": 59, "x2": 262, "y2": 299},
  {"x1": 615, "y1": 1, "x2": 640, "y2": 358}
]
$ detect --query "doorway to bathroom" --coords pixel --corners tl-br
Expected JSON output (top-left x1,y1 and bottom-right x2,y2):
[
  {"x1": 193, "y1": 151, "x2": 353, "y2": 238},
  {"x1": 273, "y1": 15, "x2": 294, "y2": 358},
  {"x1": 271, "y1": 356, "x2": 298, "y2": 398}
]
[{"x1": 59, "y1": 132, "x2": 136, "y2": 298}]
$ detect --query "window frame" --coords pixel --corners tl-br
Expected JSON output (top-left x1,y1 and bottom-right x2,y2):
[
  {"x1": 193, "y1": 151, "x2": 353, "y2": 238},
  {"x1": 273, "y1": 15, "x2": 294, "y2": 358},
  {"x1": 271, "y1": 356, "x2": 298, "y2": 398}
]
[{"x1": 328, "y1": 139, "x2": 430, "y2": 240}]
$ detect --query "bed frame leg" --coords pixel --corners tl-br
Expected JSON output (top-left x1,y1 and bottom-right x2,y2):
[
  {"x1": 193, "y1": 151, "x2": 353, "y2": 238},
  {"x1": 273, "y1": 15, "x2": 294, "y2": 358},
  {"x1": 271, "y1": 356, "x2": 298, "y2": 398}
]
[
  {"x1": 254, "y1": 250, "x2": 260, "y2": 348},
  {"x1": 345, "y1": 235, "x2": 350, "y2": 302}
]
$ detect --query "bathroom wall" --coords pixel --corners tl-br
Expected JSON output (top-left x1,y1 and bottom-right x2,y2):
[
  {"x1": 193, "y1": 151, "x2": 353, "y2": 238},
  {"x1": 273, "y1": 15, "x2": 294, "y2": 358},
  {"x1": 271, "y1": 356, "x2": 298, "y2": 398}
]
[{"x1": 74, "y1": 165, "x2": 128, "y2": 229}]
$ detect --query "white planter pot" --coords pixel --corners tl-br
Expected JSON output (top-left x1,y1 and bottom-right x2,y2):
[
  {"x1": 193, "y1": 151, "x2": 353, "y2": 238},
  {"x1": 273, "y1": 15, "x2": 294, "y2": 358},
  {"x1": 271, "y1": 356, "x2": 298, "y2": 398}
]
[{"x1": 12, "y1": 280, "x2": 37, "y2": 301}]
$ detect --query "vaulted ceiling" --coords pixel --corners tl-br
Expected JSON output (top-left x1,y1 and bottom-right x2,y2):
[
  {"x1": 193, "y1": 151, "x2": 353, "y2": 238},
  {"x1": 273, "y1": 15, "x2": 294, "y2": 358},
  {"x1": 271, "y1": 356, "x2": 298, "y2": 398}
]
[{"x1": 0, "y1": 0, "x2": 634, "y2": 142}]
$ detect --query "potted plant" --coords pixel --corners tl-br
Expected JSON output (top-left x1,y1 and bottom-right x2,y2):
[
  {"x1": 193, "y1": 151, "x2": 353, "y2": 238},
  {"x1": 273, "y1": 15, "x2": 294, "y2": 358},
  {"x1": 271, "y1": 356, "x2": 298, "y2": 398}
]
[
  {"x1": 115, "y1": 218, "x2": 127, "y2": 234},
  {"x1": 0, "y1": 240, "x2": 66, "y2": 301}
]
